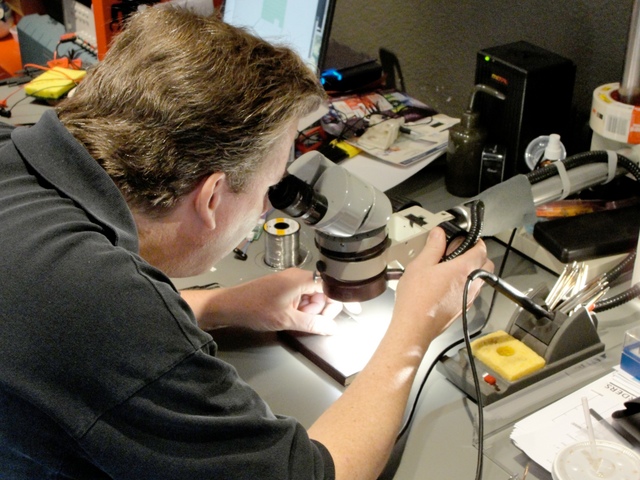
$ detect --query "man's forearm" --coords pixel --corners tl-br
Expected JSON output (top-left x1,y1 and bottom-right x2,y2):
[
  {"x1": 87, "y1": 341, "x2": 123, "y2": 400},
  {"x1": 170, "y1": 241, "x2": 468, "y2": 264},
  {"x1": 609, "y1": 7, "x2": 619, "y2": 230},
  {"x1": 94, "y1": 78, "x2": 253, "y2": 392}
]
[
  {"x1": 308, "y1": 312, "x2": 435, "y2": 480},
  {"x1": 180, "y1": 288, "x2": 231, "y2": 330}
]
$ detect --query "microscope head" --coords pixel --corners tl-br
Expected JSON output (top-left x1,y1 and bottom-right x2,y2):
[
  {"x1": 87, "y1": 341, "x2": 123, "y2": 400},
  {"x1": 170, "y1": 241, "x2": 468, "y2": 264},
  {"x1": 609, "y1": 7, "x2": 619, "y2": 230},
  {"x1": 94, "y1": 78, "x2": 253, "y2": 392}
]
[{"x1": 268, "y1": 151, "x2": 393, "y2": 302}]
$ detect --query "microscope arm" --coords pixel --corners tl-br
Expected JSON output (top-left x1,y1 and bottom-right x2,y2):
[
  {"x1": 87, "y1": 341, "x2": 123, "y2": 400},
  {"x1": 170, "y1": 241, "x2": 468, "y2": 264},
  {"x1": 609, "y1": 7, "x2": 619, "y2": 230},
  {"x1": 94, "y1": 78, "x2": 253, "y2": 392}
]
[
  {"x1": 529, "y1": 162, "x2": 626, "y2": 205},
  {"x1": 271, "y1": 150, "x2": 639, "y2": 302}
]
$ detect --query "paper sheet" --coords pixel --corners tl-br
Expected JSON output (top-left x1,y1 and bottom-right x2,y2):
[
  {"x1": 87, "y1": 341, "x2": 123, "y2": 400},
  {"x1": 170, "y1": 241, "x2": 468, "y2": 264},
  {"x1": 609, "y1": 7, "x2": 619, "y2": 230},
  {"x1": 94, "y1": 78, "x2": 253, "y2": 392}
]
[
  {"x1": 347, "y1": 114, "x2": 458, "y2": 167},
  {"x1": 510, "y1": 366, "x2": 640, "y2": 472}
]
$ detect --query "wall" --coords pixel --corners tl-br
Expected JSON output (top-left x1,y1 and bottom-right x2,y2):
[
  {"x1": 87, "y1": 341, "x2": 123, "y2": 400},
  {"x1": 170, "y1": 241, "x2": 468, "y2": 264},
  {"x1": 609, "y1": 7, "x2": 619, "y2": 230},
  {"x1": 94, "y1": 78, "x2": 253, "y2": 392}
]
[{"x1": 329, "y1": 0, "x2": 635, "y2": 151}]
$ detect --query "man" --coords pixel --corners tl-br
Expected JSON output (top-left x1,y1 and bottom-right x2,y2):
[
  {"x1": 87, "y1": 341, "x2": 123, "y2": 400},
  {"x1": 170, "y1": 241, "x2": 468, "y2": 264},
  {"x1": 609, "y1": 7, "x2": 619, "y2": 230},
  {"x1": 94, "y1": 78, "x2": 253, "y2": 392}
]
[{"x1": 0, "y1": 5, "x2": 492, "y2": 480}]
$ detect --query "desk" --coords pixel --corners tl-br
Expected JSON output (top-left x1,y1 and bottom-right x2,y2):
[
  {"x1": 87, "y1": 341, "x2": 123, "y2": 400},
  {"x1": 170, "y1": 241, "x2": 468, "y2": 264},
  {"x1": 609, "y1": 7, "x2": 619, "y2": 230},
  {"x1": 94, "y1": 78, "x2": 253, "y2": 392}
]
[
  {"x1": 4, "y1": 89, "x2": 639, "y2": 479},
  {"x1": 173, "y1": 162, "x2": 640, "y2": 480},
  {"x1": 0, "y1": 81, "x2": 54, "y2": 125}
]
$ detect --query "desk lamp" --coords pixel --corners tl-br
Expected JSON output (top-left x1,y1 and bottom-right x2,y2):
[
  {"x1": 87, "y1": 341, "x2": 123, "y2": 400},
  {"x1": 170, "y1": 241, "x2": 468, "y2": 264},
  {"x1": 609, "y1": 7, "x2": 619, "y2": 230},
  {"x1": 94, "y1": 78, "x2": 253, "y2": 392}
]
[{"x1": 270, "y1": 148, "x2": 640, "y2": 304}]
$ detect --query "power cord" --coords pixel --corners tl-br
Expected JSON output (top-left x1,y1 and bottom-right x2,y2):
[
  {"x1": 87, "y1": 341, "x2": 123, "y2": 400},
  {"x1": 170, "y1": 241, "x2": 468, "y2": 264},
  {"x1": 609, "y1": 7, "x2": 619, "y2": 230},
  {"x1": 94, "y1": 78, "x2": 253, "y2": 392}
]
[
  {"x1": 462, "y1": 273, "x2": 485, "y2": 480},
  {"x1": 383, "y1": 229, "x2": 518, "y2": 480}
]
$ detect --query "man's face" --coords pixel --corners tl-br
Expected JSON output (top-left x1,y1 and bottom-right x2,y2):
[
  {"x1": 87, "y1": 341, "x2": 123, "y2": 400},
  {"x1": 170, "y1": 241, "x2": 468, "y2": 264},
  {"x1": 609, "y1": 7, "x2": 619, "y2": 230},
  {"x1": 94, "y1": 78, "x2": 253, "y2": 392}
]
[{"x1": 193, "y1": 122, "x2": 299, "y2": 274}]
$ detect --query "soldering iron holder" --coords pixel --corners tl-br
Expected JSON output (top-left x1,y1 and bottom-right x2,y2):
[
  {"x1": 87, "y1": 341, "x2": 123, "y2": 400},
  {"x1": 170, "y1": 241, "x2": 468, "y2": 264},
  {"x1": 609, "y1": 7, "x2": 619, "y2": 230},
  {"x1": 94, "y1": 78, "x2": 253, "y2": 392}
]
[{"x1": 439, "y1": 284, "x2": 605, "y2": 405}]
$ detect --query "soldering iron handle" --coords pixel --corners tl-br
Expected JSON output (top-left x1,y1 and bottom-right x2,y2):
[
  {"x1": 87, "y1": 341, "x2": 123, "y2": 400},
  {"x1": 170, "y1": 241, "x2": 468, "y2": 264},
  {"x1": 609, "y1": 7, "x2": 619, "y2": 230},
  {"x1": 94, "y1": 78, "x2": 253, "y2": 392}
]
[{"x1": 469, "y1": 269, "x2": 555, "y2": 321}]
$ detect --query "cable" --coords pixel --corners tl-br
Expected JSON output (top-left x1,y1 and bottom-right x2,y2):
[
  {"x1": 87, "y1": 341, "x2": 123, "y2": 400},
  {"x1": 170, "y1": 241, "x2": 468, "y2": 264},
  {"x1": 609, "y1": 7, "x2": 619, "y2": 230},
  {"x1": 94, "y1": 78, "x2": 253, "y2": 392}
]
[
  {"x1": 462, "y1": 273, "x2": 484, "y2": 480},
  {"x1": 386, "y1": 229, "x2": 518, "y2": 480},
  {"x1": 0, "y1": 85, "x2": 26, "y2": 117},
  {"x1": 593, "y1": 282, "x2": 640, "y2": 312},
  {"x1": 443, "y1": 200, "x2": 485, "y2": 262},
  {"x1": 525, "y1": 150, "x2": 640, "y2": 185},
  {"x1": 589, "y1": 250, "x2": 640, "y2": 312},
  {"x1": 459, "y1": 267, "x2": 556, "y2": 480},
  {"x1": 602, "y1": 250, "x2": 637, "y2": 284}
]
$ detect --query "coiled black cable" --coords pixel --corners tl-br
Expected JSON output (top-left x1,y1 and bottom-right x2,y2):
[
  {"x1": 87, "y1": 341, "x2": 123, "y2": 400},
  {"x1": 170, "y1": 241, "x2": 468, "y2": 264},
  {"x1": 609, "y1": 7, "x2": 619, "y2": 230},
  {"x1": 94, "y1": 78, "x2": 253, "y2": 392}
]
[
  {"x1": 443, "y1": 200, "x2": 485, "y2": 262},
  {"x1": 592, "y1": 250, "x2": 640, "y2": 312},
  {"x1": 594, "y1": 283, "x2": 640, "y2": 312},
  {"x1": 526, "y1": 150, "x2": 640, "y2": 311},
  {"x1": 601, "y1": 250, "x2": 637, "y2": 284}
]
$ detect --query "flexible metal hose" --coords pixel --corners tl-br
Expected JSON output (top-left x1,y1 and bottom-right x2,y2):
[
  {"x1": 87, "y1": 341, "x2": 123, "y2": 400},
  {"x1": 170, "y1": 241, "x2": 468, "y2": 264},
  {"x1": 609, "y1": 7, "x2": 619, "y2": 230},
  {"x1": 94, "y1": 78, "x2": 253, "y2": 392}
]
[
  {"x1": 526, "y1": 150, "x2": 640, "y2": 310},
  {"x1": 526, "y1": 150, "x2": 640, "y2": 185},
  {"x1": 594, "y1": 283, "x2": 640, "y2": 312},
  {"x1": 443, "y1": 200, "x2": 484, "y2": 262}
]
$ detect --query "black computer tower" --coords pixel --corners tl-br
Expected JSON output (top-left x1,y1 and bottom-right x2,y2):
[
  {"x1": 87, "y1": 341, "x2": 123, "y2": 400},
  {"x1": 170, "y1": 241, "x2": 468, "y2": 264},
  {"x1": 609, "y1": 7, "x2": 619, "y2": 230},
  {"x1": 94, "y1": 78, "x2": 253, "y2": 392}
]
[{"x1": 474, "y1": 41, "x2": 576, "y2": 179}]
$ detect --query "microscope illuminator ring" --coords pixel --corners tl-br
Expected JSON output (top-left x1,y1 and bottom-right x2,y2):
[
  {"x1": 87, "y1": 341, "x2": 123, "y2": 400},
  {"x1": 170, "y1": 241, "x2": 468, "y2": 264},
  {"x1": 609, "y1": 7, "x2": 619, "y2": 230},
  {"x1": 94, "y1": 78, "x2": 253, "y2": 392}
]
[{"x1": 319, "y1": 270, "x2": 388, "y2": 302}]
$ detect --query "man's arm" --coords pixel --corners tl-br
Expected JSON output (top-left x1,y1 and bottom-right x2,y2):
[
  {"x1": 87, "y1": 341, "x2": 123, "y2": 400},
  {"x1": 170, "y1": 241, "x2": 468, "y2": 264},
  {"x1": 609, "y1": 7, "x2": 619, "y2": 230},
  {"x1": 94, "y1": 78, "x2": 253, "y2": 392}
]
[
  {"x1": 182, "y1": 226, "x2": 491, "y2": 480},
  {"x1": 180, "y1": 268, "x2": 342, "y2": 335},
  {"x1": 307, "y1": 227, "x2": 492, "y2": 480}
]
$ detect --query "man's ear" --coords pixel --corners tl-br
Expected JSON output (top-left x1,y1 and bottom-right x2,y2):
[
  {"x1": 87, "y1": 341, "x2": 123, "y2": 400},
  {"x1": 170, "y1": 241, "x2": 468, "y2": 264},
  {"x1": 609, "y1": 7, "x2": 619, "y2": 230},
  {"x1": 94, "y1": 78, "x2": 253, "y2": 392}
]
[{"x1": 195, "y1": 172, "x2": 227, "y2": 230}]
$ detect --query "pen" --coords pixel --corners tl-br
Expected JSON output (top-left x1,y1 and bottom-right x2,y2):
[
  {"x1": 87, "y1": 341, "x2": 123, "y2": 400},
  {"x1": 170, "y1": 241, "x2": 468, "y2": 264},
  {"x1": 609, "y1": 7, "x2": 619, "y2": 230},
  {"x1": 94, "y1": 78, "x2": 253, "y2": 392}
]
[{"x1": 399, "y1": 125, "x2": 418, "y2": 136}]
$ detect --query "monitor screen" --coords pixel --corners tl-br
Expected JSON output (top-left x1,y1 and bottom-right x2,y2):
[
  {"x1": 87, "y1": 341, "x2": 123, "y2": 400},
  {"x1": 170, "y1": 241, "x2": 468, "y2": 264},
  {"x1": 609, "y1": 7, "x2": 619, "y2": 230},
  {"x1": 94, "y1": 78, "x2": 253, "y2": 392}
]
[{"x1": 222, "y1": 0, "x2": 335, "y2": 75}]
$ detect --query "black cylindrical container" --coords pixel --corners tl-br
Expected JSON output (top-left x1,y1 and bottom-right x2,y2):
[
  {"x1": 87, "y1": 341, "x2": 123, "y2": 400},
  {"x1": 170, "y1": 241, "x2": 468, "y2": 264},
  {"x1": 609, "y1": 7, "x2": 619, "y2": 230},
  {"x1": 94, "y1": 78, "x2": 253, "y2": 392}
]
[{"x1": 445, "y1": 110, "x2": 487, "y2": 197}]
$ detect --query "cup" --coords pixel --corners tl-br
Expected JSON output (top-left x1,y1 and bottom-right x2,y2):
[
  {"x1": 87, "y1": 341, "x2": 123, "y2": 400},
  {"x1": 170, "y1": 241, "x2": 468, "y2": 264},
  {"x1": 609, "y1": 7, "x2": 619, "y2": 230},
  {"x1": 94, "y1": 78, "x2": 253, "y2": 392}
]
[{"x1": 552, "y1": 439, "x2": 640, "y2": 480}]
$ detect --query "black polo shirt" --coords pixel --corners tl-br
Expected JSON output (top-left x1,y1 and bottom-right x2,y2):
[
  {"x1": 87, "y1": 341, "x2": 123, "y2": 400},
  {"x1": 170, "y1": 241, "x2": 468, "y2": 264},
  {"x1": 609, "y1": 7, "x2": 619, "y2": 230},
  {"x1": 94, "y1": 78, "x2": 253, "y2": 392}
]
[{"x1": 0, "y1": 111, "x2": 334, "y2": 479}]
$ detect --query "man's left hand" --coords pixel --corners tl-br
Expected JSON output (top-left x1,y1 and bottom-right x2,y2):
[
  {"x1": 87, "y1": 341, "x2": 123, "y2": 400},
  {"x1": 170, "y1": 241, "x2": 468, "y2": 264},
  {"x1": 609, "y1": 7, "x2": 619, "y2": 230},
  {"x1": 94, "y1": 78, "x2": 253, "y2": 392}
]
[{"x1": 181, "y1": 268, "x2": 342, "y2": 335}]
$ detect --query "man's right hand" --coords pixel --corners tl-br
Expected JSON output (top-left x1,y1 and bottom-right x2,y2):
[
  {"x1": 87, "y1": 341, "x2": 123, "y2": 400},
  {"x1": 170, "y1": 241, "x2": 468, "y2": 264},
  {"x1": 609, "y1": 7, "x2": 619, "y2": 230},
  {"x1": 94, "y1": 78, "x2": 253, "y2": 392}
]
[{"x1": 392, "y1": 226, "x2": 494, "y2": 352}]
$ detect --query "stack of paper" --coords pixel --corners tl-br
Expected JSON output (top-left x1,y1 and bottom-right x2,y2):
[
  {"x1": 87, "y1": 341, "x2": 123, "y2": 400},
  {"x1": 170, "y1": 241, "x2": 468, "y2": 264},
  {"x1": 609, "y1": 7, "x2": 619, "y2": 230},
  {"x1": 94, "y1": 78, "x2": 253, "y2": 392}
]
[
  {"x1": 328, "y1": 89, "x2": 459, "y2": 167},
  {"x1": 351, "y1": 114, "x2": 459, "y2": 167},
  {"x1": 510, "y1": 366, "x2": 640, "y2": 472}
]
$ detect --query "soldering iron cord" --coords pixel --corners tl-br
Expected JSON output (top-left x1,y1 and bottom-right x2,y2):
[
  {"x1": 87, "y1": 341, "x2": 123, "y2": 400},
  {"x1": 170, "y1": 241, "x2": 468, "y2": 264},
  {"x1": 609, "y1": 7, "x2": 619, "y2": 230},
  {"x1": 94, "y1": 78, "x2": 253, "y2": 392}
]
[
  {"x1": 388, "y1": 229, "x2": 518, "y2": 480},
  {"x1": 443, "y1": 200, "x2": 485, "y2": 262},
  {"x1": 592, "y1": 250, "x2": 640, "y2": 312},
  {"x1": 462, "y1": 274, "x2": 484, "y2": 480}
]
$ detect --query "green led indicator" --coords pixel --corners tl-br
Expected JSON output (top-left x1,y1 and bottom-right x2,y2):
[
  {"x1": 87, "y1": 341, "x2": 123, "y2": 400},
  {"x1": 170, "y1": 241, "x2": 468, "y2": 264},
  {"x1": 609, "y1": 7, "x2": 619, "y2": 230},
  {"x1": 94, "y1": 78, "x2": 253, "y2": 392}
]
[{"x1": 484, "y1": 55, "x2": 491, "y2": 62}]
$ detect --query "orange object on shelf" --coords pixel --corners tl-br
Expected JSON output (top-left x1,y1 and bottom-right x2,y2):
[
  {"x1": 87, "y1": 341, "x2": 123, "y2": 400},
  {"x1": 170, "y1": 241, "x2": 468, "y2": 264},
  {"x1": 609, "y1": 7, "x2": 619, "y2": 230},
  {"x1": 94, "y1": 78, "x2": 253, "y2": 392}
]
[
  {"x1": 92, "y1": 0, "x2": 222, "y2": 61},
  {"x1": 0, "y1": 35, "x2": 22, "y2": 79},
  {"x1": 92, "y1": 0, "x2": 124, "y2": 61}
]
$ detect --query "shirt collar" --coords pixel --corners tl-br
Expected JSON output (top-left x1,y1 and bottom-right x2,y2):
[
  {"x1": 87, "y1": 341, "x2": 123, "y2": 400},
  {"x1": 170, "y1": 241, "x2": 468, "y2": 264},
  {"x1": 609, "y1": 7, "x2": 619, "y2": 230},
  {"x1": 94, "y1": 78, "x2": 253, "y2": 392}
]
[{"x1": 11, "y1": 109, "x2": 139, "y2": 252}]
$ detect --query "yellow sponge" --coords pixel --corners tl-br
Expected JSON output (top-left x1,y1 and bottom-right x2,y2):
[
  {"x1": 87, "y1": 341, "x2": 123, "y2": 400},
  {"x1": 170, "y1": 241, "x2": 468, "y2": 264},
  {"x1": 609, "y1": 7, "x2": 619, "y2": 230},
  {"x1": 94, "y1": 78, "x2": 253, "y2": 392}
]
[
  {"x1": 470, "y1": 330, "x2": 546, "y2": 382},
  {"x1": 24, "y1": 67, "x2": 86, "y2": 100}
]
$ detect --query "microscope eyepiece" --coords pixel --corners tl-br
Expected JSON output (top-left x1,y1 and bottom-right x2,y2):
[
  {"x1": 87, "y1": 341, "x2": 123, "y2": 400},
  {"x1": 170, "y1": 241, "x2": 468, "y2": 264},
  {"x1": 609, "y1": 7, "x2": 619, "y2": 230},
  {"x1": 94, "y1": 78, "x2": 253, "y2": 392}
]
[{"x1": 268, "y1": 174, "x2": 328, "y2": 225}]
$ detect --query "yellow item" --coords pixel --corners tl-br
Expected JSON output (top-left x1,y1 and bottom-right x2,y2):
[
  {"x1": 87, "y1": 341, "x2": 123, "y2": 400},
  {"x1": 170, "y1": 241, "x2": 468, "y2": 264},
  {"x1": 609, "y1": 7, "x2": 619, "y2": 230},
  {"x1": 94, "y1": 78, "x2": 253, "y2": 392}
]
[
  {"x1": 331, "y1": 139, "x2": 361, "y2": 158},
  {"x1": 470, "y1": 330, "x2": 546, "y2": 382},
  {"x1": 24, "y1": 67, "x2": 86, "y2": 100}
]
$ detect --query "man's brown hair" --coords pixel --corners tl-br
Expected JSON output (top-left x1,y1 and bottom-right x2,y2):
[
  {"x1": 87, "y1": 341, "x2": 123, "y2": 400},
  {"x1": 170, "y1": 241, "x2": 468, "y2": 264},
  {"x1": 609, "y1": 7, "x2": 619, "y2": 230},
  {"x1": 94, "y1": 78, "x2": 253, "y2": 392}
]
[{"x1": 57, "y1": 5, "x2": 326, "y2": 215}]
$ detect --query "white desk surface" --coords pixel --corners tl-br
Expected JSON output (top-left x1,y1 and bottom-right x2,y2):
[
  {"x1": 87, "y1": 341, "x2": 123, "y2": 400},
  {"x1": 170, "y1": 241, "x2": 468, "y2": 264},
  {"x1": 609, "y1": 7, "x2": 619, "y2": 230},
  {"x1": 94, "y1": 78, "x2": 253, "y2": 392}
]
[
  {"x1": 5, "y1": 84, "x2": 639, "y2": 479},
  {"x1": 174, "y1": 171, "x2": 640, "y2": 479}
]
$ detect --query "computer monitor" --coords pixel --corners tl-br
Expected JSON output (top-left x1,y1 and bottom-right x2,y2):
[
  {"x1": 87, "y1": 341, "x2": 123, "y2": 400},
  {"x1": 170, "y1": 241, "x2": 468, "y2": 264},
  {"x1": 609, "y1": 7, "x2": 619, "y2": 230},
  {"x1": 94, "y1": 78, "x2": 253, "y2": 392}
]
[{"x1": 222, "y1": 0, "x2": 336, "y2": 75}]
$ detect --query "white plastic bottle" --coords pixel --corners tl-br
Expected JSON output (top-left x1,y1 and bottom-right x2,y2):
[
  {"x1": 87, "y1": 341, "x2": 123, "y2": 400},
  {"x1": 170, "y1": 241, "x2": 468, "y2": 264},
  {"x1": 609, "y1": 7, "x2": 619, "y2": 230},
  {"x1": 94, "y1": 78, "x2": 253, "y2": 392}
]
[{"x1": 524, "y1": 133, "x2": 566, "y2": 170}]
